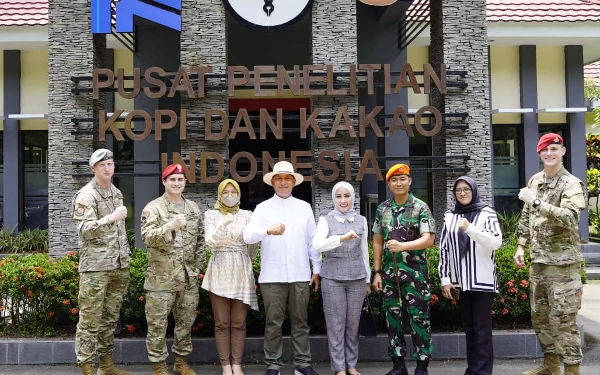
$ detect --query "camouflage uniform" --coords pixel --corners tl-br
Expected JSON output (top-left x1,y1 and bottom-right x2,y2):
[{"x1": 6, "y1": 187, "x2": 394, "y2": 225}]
[
  {"x1": 517, "y1": 166, "x2": 586, "y2": 364},
  {"x1": 141, "y1": 194, "x2": 205, "y2": 363},
  {"x1": 72, "y1": 179, "x2": 131, "y2": 365},
  {"x1": 372, "y1": 194, "x2": 436, "y2": 361}
]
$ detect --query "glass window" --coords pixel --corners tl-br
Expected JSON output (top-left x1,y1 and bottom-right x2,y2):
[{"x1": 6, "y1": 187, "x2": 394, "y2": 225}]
[
  {"x1": 23, "y1": 131, "x2": 48, "y2": 229},
  {"x1": 409, "y1": 133, "x2": 432, "y2": 204},
  {"x1": 113, "y1": 137, "x2": 135, "y2": 230},
  {"x1": 492, "y1": 125, "x2": 521, "y2": 216}
]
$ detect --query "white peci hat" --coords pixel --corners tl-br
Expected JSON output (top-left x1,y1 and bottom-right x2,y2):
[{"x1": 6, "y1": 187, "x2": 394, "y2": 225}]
[{"x1": 263, "y1": 161, "x2": 304, "y2": 186}]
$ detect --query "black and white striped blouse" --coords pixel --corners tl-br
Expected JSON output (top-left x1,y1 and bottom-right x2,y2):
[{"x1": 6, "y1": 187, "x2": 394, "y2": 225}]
[{"x1": 438, "y1": 206, "x2": 503, "y2": 292}]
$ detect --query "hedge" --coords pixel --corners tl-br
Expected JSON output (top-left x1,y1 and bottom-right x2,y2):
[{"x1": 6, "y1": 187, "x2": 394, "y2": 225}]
[{"x1": 0, "y1": 237, "x2": 546, "y2": 337}]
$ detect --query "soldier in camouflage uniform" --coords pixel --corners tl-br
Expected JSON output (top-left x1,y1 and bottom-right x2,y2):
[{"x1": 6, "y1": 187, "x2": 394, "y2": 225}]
[
  {"x1": 372, "y1": 164, "x2": 436, "y2": 375},
  {"x1": 72, "y1": 148, "x2": 132, "y2": 375},
  {"x1": 514, "y1": 133, "x2": 587, "y2": 375},
  {"x1": 141, "y1": 164, "x2": 206, "y2": 375}
]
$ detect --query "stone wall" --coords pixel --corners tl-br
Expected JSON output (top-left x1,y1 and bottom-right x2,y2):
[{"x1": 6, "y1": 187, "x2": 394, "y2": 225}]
[
  {"x1": 47, "y1": 0, "x2": 105, "y2": 256},
  {"x1": 430, "y1": 0, "x2": 491, "y2": 227},
  {"x1": 180, "y1": 0, "x2": 228, "y2": 208},
  {"x1": 311, "y1": 0, "x2": 359, "y2": 219}
]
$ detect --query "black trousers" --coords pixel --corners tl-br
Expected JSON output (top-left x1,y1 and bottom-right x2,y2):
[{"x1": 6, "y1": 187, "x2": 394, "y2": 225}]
[{"x1": 459, "y1": 291, "x2": 495, "y2": 375}]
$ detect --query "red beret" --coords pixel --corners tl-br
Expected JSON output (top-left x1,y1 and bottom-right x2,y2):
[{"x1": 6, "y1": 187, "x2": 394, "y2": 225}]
[
  {"x1": 386, "y1": 163, "x2": 410, "y2": 181},
  {"x1": 162, "y1": 164, "x2": 185, "y2": 180},
  {"x1": 536, "y1": 133, "x2": 563, "y2": 153}
]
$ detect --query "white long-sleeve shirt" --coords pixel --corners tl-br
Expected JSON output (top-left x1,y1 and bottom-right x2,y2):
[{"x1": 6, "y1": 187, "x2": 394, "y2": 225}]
[
  {"x1": 313, "y1": 216, "x2": 370, "y2": 284},
  {"x1": 243, "y1": 194, "x2": 321, "y2": 283},
  {"x1": 438, "y1": 207, "x2": 503, "y2": 292}
]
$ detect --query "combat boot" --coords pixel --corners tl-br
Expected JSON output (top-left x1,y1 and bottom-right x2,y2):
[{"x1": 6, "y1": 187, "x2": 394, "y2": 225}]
[
  {"x1": 564, "y1": 364, "x2": 580, "y2": 375},
  {"x1": 385, "y1": 357, "x2": 408, "y2": 375},
  {"x1": 97, "y1": 354, "x2": 133, "y2": 375},
  {"x1": 153, "y1": 362, "x2": 172, "y2": 375},
  {"x1": 414, "y1": 360, "x2": 429, "y2": 375},
  {"x1": 173, "y1": 355, "x2": 197, "y2": 375},
  {"x1": 521, "y1": 353, "x2": 561, "y2": 375},
  {"x1": 80, "y1": 362, "x2": 95, "y2": 375}
]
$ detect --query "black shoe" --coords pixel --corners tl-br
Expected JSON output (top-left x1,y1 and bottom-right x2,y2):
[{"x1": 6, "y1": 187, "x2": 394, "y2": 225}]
[
  {"x1": 385, "y1": 357, "x2": 408, "y2": 375},
  {"x1": 266, "y1": 369, "x2": 280, "y2": 375},
  {"x1": 464, "y1": 369, "x2": 473, "y2": 375},
  {"x1": 294, "y1": 366, "x2": 320, "y2": 375},
  {"x1": 414, "y1": 360, "x2": 429, "y2": 375}
]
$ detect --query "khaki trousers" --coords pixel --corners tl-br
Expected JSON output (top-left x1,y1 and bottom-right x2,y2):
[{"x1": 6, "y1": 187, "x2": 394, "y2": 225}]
[
  {"x1": 260, "y1": 282, "x2": 311, "y2": 370},
  {"x1": 210, "y1": 292, "x2": 249, "y2": 366}
]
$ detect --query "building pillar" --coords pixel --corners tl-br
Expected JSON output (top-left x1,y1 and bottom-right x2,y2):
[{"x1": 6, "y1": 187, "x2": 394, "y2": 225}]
[
  {"x1": 519, "y1": 45, "x2": 540, "y2": 185},
  {"x1": 180, "y1": 0, "x2": 228, "y2": 208},
  {"x1": 429, "y1": 0, "x2": 491, "y2": 227},
  {"x1": 2, "y1": 50, "x2": 23, "y2": 232},
  {"x1": 312, "y1": 0, "x2": 359, "y2": 219},
  {"x1": 565, "y1": 45, "x2": 589, "y2": 241},
  {"x1": 48, "y1": 1, "x2": 105, "y2": 256}
]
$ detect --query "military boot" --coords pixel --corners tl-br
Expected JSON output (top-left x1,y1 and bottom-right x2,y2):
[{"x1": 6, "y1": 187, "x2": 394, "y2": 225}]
[
  {"x1": 80, "y1": 362, "x2": 95, "y2": 375},
  {"x1": 385, "y1": 357, "x2": 408, "y2": 375},
  {"x1": 521, "y1": 353, "x2": 561, "y2": 375},
  {"x1": 414, "y1": 360, "x2": 429, "y2": 375},
  {"x1": 97, "y1": 354, "x2": 133, "y2": 375},
  {"x1": 173, "y1": 355, "x2": 197, "y2": 375},
  {"x1": 564, "y1": 364, "x2": 580, "y2": 375},
  {"x1": 153, "y1": 362, "x2": 172, "y2": 375}
]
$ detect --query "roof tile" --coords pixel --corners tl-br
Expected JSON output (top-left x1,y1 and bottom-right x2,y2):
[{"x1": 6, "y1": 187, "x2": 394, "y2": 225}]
[
  {"x1": 487, "y1": 0, "x2": 600, "y2": 22},
  {"x1": 0, "y1": 0, "x2": 48, "y2": 26}
]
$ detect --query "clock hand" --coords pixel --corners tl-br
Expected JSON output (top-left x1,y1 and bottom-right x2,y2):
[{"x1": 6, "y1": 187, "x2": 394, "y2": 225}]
[{"x1": 263, "y1": 0, "x2": 274, "y2": 16}]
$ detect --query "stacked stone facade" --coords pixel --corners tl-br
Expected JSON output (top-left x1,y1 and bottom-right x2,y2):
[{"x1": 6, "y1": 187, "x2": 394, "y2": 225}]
[
  {"x1": 48, "y1": 0, "x2": 105, "y2": 256},
  {"x1": 311, "y1": 0, "x2": 360, "y2": 219},
  {"x1": 430, "y1": 0, "x2": 491, "y2": 226},
  {"x1": 180, "y1": 0, "x2": 228, "y2": 207}
]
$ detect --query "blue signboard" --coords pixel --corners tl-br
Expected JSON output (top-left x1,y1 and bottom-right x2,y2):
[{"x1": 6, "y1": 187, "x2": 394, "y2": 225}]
[{"x1": 91, "y1": 0, "x2": 181, "y2": 34}]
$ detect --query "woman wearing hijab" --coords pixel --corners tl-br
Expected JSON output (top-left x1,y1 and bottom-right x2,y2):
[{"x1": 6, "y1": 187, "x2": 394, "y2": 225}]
[
  {"x1": 313, "y1": 181, "x2": 370, "y2": 375},
  {"x1": 203, "y1": 179, "x2": 258, "y2": 375},
  {"x1": 438, "y1": 176, "x2": 503, "y2": 375}
]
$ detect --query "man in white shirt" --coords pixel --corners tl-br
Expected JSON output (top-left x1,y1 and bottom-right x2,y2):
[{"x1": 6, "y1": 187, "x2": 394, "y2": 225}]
[{"x1": 243, "y1": 161, "x2": 321, "y2": 375}]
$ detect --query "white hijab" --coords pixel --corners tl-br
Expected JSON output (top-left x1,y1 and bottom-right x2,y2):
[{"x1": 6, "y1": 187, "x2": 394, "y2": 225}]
[{"x1": 328, "y1": 181, "x2": 357, "y2": 222}]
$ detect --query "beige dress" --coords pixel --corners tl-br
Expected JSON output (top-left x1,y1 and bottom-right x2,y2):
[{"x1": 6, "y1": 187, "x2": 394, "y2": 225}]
[{"x1": 201, "y1": 209, "x2": 259, "y2": 311}]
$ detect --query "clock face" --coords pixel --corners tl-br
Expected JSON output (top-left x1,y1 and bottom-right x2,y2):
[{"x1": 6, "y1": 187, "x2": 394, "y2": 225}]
[{"x1": 223, "y1": 0, "x2": 313, "y2": 31}]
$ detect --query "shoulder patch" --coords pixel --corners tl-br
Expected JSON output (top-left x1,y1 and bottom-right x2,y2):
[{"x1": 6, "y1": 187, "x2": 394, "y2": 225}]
[{"x1": 73, "y1": 204, "x2": 86, "y2": 219}]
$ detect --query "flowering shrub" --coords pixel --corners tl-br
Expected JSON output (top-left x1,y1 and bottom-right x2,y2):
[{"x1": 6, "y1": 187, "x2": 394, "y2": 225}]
[
  {"x1": 0, "y1": 237, "x2": 566, "y2": 337},
  {"x1": 0, "y1": 252, "x2": 80, "y2": 336}
]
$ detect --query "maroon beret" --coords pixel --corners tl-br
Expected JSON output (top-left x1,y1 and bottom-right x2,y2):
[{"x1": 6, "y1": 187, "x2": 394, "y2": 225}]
[
  {"x1": 536, "y1": 133, "x2": 563, "y2": 153},
  {"x1": 162, "y1": 164, "x2": 185, "y2": 180}
]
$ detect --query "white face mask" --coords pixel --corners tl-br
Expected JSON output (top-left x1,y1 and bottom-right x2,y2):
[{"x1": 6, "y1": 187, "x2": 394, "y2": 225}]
[{"x1": 221, "y1": 195, "x2": 240, "y2": 207}]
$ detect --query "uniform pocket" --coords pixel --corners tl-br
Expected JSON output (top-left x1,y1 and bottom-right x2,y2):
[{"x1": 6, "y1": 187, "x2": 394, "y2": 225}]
[{"x1": 552, "y1": 279, "x2": 582, "y2": 314}]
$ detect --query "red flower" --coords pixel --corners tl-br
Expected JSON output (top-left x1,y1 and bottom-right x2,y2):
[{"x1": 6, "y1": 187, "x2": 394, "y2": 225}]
[
  {"x1": 54, "y1": 286, "x2": 59, "y2": 291},
  {"x1": 195, "y1": 309, "x2": 201, "y2": 315},
  {"x1": 127, "y1": 324, "x2": 136, "y2": 333},
  {"x1": 198, "y1": 274, "x2": 204, "y2": 280},
  {"x1": 48, "y1": 311, "x2": 54, "y2": 317},
  {"x1": 22, "y1": 267, "x2": 28, "y2": 272},
  {"x1": 0, "y1": 306, "x2": 4, "y2": 312},
  {"x1": 491, "y1": 310, "x2": 495, "y2": 315},
  {"x1": 520, "y1": 280, "x2": 529, "y2": 287},
  {"x1": 499, "y1": 298, "x2": 505, "y2": 303},
  {"x1": 507, "y1": 280, "x2": 514, "y2": 287},
  {"x1": 63, "y1": 299, "x2": 71, "y2": 305},
  {"x1": 71, "y1": 308, "x2": 79, "y2": 315},
  {"x1": 430, "y1": 294, "x2": 439, "y2": 306},
  {"x1": 451, "y1": 299, "x2": 457, "y2": 305},
  {"x1": 502, "y1": 308, "x2": 509, "y2": 315},
  {"x1": 139, "y1": 296, "x2": 144, "y2": 302},
  {"x1": 521, "y1": 293, "x2": 528, "y2": 300},
  {"x1": 27, "y1": 290, "x2": 33, "y2": 301},
  {"x1": 508, "y1": 287, "x2": 517, "y2": 294},
  {"x1": 67, "y1": 251, "x2": 77, "y2": 257}
]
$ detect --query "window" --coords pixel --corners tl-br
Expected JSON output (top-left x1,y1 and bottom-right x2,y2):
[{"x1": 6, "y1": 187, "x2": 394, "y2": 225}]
[
  {"x1": 23, "y1": 131, "x2": 48, "y2": 229},
  {"x1": 492, "y1": 125, "x2": 521, "y2": 216},
  {"x1": 409, "y1": 133, "x2": 432, "y2": 204}
]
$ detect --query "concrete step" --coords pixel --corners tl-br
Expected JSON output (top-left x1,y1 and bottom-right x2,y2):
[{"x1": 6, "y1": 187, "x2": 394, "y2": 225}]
[
  {"x1": 585, "y1": 266, "x2": 600, "y2": 280},
  {"x1": 584, "y1": 253, "x2": 600, "y2": 264},
  {"x1": 582, "y1": 243, "x2": 600, "y2": 253}
]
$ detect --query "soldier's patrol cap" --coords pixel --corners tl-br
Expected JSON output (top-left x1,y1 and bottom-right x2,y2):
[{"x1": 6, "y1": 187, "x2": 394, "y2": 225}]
[
  {"x1": 536, "y1": 133, "x2": 563, "y2": 153},
  {"x1": 386, "y1": 163, "x2": 410, "y2": 181},
  {"x1": 89, "y1": 148, "x2": 114, "y2": 167},
  {"x1": 162, "y1": 164, "x2": 185, "y2": 180}
]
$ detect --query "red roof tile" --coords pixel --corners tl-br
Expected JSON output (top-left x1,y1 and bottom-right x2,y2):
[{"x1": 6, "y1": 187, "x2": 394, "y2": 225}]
[
  {"x1": 487, "y1": 0, "x2": 600, "y2": 22},
  {"x1": 0, "y1": 0, "x2": 48, "y2": 26},
  {"x1": 586, "y1": 62, "x2": 600, "y2": 86}
]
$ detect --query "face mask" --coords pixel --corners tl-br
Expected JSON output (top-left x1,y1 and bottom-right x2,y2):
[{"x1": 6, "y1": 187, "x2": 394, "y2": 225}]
[{"x1": 221, "y1": 195, "x2": 240, "y2": 207}]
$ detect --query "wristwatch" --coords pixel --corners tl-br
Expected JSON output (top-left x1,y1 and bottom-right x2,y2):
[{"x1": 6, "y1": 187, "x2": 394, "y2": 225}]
[{"x1": 532, "y1": 198, "x2": 541, "y2": 208}]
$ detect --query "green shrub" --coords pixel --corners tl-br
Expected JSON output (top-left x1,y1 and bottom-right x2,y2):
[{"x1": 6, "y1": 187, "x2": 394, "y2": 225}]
[{"x1": 0, "y1": 229, "x2": 49, "y2": 254}]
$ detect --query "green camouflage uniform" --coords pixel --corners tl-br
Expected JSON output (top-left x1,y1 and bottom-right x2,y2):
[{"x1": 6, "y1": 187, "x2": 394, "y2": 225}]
[
  {"x1": 72, "y1": 179, "x2": 131, "y2": 365},
  {"x1": 517, "y1": 166, "x2": 586, "y2": 365},
  {"x1": 372, "y1": 194, "x2": 435, "y2": 361},
  {"x1": 141, "y1": 194, "x2": 205, "y2": 362}
]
